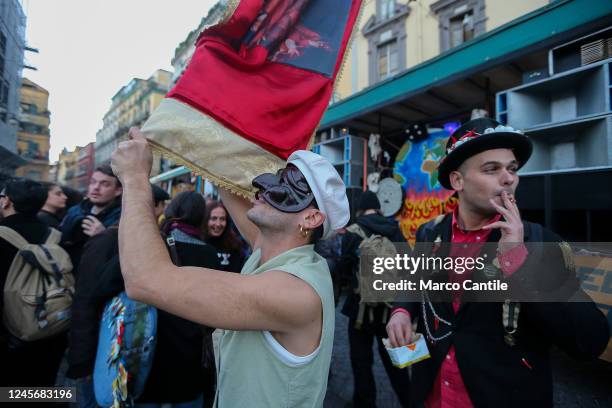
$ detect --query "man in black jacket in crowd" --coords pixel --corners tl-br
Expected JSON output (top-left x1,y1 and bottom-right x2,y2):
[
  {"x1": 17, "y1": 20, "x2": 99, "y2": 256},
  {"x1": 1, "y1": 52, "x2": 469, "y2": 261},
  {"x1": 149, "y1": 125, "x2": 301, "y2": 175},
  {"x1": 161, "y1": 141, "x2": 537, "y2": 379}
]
[
  {"x1": 0, "y1": 179, "x2": 67, "y2": 386},
  {"x1": 386, "y1": 118, "x2": 610, "y2": 408},
  {"x1": 61, "y1": 164, "x2": 122, "y2": 271},
  {"x1": 338, "y1": 191, "x2": 410, "y2": 407}
]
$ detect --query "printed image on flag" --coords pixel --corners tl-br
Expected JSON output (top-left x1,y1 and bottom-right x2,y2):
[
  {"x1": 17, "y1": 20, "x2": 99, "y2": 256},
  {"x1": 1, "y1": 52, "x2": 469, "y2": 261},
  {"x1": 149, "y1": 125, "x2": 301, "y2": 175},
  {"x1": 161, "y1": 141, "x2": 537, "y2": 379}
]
[
  {"x1": 244, "y1": 0, "x2": 353, "y2": 77},
  {"x1": 142, "y1": 0, "x2": 363, "y2": 197}
]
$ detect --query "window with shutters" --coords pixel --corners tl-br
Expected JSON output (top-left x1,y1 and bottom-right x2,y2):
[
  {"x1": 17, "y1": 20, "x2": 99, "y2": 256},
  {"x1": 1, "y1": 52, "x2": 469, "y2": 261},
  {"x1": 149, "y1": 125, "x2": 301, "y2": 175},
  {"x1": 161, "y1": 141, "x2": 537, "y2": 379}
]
[
  {"x1": 431, "y1": 0, "x2": 486, "y2": 52},
  {"x1": 449, "y1": 11, "x2": 474, "y2": 48},
  {"x1": 378, "y1": 0, "x2": 396, "y2": 22},
  {"x1": 378, "y1": 40, "x2": 399, "y2": 80},
  {"x1": 363, "y1": 2, "x2": 409, "y2": 85}
]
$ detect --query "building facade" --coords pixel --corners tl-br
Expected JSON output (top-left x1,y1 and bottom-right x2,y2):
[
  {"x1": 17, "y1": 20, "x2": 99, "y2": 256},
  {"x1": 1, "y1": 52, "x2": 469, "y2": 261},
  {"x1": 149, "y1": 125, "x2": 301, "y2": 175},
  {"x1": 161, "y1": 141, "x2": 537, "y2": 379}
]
[
  {"x1": 75, "y1": 142, "x2": 94, "y2": 192},
  {"x1": 0, "y1": 0, "x2": 26, "y2": 175},
  {"x1": 318, "y1": 0, "x2": 612, "y2": 243},
  {"x1": 171, "y1": 2, "x2": 225, "y2": 86},
  {"x1": 48, "y1": 161, "x2": 57, "y2": 183},
  {"x1": 15, "y1": 78, "x2": 50, "y2": 181},
  {"x1": 95, "y1": 69, "x2": 172, "y2": 167},
  {"x1": 56, "y1": 147, "x2": 79, "y2": 190},
  {"x1": 335, "y1": 0, "x2": 548, "y2": 100}
]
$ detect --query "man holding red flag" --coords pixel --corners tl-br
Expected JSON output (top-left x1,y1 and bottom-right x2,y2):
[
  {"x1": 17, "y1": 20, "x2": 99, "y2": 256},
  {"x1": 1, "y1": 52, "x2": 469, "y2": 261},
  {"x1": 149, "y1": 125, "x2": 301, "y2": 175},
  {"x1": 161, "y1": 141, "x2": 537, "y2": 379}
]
[
  {"x1": 111, "y1": 127, "x2": 349, "y2": 407},
  {"x1": 115, "y1": 1, "x2": 362, "y2": 405}
]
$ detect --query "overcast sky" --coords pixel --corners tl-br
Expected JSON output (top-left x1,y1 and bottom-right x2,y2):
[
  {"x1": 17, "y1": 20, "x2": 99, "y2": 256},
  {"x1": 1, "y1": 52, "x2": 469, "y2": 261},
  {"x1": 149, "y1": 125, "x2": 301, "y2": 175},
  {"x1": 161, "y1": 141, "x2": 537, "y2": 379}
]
[{"x1": 22, "y1": 0, "x2": 217, "y2": 162}]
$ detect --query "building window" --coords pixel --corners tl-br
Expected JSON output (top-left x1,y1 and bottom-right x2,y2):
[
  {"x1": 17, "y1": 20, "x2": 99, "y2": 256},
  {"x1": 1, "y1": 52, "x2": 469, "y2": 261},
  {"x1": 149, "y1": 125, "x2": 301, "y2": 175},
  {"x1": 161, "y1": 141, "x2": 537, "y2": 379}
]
[
  {"x1": 363, "y1": 3, "x2": 409, "y2": 86},
  {"x1": 0, "y1": 31, "x2": 6, "y2": 76},
  {"x1": 20, "y1": 102, "x2": 37, "y2": 114},
  {"x1": 449, "y1": 11, "x2": 474, "y2": 48},
  {"x1": 27, "y1": 171, "x2": 42, "y2": 181},
  {"x1": 378, "y1": 0, "x2": 395, "y2": 22},
  {"x1": 378, "y1": 40, "x2": 399, "y2": 80},
  {"x1": 0, "y1": 31, "x2": 6, "y2": 107},
  {"x1": 431, "y1": 0, "x2": 485, "y2": 52},
  {"x1": 0, "y1": 80, "x2": 8, "y2": 107}
]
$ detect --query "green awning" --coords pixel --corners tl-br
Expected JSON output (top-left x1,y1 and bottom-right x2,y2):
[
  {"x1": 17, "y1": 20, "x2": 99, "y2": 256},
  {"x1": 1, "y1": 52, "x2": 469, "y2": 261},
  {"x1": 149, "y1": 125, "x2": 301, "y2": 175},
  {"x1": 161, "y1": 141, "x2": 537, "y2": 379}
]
[{"x1": 321, "y1": 0, "x2": 612, "y2": 128}]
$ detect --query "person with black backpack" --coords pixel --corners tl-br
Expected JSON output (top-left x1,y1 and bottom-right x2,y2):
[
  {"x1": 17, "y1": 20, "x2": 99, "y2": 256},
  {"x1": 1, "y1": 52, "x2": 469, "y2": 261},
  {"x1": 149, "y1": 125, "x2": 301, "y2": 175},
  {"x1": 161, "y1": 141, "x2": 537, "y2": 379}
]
[
  {"x1": 337, "y1": 190, "x2": 410, "y2": 407},
  {"x1": 0, "y1": 179, "x2": 73, "y2": 386}
]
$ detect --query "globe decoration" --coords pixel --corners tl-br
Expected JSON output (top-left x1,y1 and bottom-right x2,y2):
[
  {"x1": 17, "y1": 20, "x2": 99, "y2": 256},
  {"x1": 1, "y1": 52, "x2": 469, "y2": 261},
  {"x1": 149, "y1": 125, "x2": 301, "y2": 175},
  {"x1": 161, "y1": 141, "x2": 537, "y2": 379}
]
[{"x1": 393, "y1": 129, "x2": 458, "y2": 245}]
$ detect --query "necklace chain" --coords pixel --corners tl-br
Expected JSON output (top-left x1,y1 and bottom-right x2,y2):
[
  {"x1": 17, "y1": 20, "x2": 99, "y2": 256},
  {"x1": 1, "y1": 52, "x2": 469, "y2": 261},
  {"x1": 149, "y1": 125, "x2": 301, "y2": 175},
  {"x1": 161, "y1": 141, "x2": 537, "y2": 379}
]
[{"x1": 421, "y1": 291, "x2": 453, "y2": 342}]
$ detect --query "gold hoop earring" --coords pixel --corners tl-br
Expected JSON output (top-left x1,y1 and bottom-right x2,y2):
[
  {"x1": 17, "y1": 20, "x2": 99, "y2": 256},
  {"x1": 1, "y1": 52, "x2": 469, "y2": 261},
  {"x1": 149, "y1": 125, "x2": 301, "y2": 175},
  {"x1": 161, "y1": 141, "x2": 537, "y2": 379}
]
[{"x1": 299, "y1": 225, "x2": 310, "y2": 238}]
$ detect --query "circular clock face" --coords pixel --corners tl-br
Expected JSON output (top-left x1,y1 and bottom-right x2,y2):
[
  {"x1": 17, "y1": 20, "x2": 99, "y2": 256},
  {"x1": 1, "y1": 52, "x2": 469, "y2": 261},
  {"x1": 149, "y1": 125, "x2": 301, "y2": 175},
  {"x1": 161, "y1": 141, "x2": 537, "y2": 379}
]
[{"x1": 377, "y1": 178, "x2": 403, "y2": 217}]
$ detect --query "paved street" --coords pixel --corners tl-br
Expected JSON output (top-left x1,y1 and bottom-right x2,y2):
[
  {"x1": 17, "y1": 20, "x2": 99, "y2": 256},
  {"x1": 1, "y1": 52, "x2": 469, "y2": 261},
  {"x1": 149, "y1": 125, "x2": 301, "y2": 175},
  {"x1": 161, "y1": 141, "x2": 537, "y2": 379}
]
[
  {"x1": 325, "y1": 297, "x2": 612, "y2": 407},
  {"x1": 325, "y1": 304, "x2": 402, "y2": 408}
]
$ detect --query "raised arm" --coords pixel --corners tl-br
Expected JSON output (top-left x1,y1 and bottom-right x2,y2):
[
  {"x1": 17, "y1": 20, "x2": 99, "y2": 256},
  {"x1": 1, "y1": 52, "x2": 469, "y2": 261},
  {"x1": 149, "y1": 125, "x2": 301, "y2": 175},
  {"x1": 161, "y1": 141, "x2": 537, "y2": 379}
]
[
  {"x1": 110, "y1": 128, "x2": 319, "y2": 332},
  {"x1": 218, "y1": 188, "x2": 259, "y2": 248}
]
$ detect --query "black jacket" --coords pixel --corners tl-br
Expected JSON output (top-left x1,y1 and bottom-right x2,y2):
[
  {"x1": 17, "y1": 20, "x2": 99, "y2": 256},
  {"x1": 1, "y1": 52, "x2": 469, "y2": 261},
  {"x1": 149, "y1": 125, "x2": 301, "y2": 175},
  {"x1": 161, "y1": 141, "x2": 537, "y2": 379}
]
[
  {"x1": 205, "y1": 236, "x2": 245, "y2": 273},
  {"x1": 66, "y1": 227, "x2": 123, "y2": 379},
  {"x1": 37, "y1": 210, "x2": 62, "y2": 229},
  {"x1": 60, "y1": 199, "x2": 121, "y2": 272},
  {"x1": 395, "y1": 214, "x2": 610, "y2": 408},
  {"x1": 67, "y1": 227, "x2": 221, "y2": 403},
  {"x1": 339, "y1": 213, "x2": 406, "y2": 321}
]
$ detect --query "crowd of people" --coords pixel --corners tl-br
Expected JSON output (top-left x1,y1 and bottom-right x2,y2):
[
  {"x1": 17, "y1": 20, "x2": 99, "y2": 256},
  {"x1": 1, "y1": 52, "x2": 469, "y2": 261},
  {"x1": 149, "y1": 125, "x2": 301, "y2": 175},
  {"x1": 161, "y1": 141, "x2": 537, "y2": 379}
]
[
  {"x1": 0, "y1": 118, "x2": 609, "y2": 408},
  {"x1": 0, "y1": 164, "x2": 247, "y2": 407}
]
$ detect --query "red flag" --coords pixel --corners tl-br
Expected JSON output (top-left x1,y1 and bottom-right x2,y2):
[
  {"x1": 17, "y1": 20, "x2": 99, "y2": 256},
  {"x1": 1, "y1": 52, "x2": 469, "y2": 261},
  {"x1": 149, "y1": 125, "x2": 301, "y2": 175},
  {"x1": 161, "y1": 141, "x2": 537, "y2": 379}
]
[{"x1": 144, "y1": 0, "x2": 363, "y2": 196}]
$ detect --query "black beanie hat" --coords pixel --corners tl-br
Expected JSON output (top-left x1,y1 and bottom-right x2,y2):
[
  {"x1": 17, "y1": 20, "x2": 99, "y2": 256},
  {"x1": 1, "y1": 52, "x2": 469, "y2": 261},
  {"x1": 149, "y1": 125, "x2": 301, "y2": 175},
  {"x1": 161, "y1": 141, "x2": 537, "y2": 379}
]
[
  {"x1": 357, "y1": 191, "x2": 380, "y2": 212},
  {"x1": 151, "y1": 184, "x2": 170, "y2": 205}
]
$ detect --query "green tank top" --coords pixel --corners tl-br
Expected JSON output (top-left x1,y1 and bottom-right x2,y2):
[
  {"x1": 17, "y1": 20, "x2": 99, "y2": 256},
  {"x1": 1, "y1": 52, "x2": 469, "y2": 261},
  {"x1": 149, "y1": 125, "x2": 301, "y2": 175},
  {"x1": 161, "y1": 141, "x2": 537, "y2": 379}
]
[{"x1": 215, "y1": 244, "x2": 335, "y2": 407}]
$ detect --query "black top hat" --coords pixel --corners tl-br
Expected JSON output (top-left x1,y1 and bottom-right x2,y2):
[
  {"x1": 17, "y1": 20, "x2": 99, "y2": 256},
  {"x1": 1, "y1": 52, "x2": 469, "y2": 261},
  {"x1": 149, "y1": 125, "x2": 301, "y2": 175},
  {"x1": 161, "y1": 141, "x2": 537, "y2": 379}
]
[{"x1": 437, "y1": 118, "x2": 533, "y2": 190}]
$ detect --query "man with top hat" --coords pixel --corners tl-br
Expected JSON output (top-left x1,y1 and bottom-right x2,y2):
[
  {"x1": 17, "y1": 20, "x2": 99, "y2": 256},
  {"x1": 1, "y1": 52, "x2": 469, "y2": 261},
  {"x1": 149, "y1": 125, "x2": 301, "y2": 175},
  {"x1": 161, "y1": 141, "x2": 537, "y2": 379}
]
[
  {"x1": 385, "y1": 118, "x2": 609, "y2": 408},
  {"x1": 110, "y1": 127, "x2": 349, "y2": 407}
]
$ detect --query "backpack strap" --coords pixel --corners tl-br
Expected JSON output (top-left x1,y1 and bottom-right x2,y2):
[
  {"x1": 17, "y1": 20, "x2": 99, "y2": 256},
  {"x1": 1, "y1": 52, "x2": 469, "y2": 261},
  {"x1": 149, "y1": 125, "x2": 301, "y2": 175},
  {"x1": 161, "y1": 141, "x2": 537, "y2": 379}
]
[
  {"x1": 166, "y1": 235, "x2": 182, "y2": 267},
  {"x1": 0, "y1": 226, "x2": 30, "y2": 250},
  {"x1": 346, "y1": 224, "x2": 367, "y2": 240},
  {"x1": 44, "y1": 228, "x2": 62, "y2": 245}
]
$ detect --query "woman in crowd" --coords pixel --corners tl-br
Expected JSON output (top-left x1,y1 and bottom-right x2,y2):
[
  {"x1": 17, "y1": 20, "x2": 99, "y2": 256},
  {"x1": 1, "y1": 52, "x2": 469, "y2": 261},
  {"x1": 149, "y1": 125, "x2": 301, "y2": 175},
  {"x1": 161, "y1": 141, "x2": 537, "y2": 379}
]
[
  {"x1": 203, "y1": 200, "x2": 245, "y2": 273},
  {"x1": 37, "y1": 182, "x2": 67, "y2": 228}
]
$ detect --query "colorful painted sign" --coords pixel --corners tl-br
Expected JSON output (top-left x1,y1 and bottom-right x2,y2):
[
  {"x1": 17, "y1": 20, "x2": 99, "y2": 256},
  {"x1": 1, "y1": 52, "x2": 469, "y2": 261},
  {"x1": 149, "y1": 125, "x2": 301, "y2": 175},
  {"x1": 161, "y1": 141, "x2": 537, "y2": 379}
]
[{"x1": 393, "y1": 130, "x2": 458, "y2": 245}]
